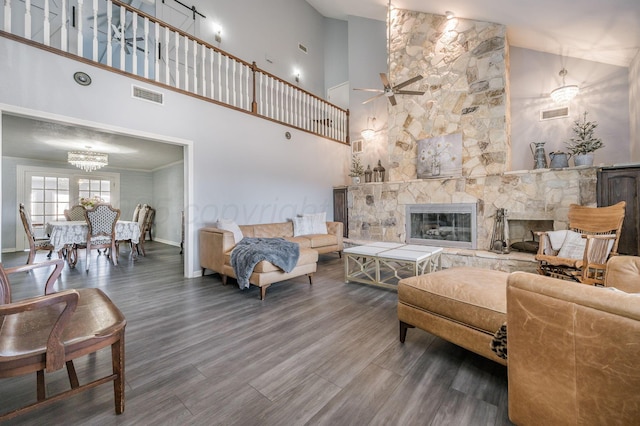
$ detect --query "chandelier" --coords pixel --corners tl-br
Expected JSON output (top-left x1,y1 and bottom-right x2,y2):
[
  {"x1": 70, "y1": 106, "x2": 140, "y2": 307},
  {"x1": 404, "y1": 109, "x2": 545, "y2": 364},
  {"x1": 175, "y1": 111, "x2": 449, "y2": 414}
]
[
  {"x1": 550, "y1": 68, "x2": 579, "y2": 104},
  {"x1": 68, "y1": 150, "x2": 108, "y2": 172}
]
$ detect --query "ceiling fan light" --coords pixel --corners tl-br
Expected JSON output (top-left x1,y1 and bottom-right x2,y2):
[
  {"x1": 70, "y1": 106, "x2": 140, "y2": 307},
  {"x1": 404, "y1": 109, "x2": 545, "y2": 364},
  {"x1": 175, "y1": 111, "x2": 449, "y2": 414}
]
[
  {"x1": 68, "y1": 151, "x2": 108, "y2": 173},
  {"x1": 445, "y1": 11, "x2": 455, "y2": 20}
]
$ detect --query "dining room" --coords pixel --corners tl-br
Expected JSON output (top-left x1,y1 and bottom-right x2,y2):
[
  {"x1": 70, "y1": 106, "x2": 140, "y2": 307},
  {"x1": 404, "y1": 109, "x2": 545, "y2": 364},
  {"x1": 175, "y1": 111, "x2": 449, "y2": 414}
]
[{"x1": 2, "y1": 112, "x2": 186, "y2": 271}]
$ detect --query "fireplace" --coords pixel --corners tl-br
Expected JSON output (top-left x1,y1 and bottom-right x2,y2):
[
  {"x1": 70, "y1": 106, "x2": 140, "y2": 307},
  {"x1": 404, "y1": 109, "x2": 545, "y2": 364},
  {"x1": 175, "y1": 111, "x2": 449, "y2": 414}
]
[{"x1": 406, "y1": 203, "x2": 477, "y2": 249}]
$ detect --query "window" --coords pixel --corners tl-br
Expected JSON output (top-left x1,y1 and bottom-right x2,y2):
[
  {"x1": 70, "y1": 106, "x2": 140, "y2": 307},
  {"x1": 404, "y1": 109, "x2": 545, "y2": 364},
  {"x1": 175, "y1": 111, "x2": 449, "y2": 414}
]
[
  {"x1": 78, "y1": 178, "x2": 112, "y2": 204},
  {"x1": 29, "y1": 175, "x2": 70, "y2": 236}
]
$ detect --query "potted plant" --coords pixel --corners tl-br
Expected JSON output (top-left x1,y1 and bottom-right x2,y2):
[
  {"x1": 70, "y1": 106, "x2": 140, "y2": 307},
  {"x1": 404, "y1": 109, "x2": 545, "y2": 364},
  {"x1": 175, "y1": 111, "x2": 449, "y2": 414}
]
[
  {"x1": 565, "y1": 111, "x2": 604, "y2": 166},
  {"x1": 349, "y1": 155, "x2": 365, "y2": 184}
]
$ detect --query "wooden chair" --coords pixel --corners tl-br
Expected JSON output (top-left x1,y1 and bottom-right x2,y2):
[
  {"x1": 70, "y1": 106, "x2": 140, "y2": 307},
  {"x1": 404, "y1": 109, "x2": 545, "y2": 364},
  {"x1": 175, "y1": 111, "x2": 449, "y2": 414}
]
[
  {"x1": 84, "y1": 204, "x2": 121, "y2": 271},
  {"x1": 63, "y1": 204, "x2": 87, "y2": 267},
  {"x1": 0, "y1": 259, "x2": 126, "y2": 421},
  {"x1": 63, "y1": 205, "x2": 86, "y2": 221},
  {"x1": 536, "y1": 201, "x2": 626, "y2": 285},
  {"x1": 132, "y1": 203, "x2": 142, "y2": 222},
  {"x1": 135, "y1": 205, "x2": 152, "y2": 256},
  {"x1": 18, "y1": 203, "x2": 59, "y2": 265},
  {"x1": 142, "y1": 205, "x2": 155, "y2": 242}
]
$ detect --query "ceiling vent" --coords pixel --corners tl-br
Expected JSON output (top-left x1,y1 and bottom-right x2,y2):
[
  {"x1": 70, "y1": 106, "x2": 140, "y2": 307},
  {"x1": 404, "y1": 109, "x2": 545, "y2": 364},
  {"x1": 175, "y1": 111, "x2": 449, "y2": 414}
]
[
  {"x1": 298, "y1": 43, "x2": 308, "y2": 54},
  {"x1": 540, "y1": 106, "x2": 569, "y2": 121},
  {"x1": 132, "y1": 85, "x2": 164, "y2": 105}
]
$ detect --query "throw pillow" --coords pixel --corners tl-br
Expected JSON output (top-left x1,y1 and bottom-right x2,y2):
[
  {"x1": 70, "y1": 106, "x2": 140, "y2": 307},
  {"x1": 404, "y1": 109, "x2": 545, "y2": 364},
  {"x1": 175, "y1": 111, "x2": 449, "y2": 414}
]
[
  {"x1": 292, "y1": 216, "x2": 314, "y2": 236},
  {"x1": 302, "y1": 212, "x2": 328, "y2": 234},
  {"x1": 557, "y1": 230, "x2": 587, "y2": 260},
  {"x1": 216, "y1": 219, "x2": 243, "y2": 244}
]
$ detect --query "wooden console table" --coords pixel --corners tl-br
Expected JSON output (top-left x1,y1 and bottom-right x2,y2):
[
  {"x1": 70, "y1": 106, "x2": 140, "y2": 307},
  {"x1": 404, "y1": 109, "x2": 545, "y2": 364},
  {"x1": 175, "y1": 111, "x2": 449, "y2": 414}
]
[{"x1": 344, "y1": 242, "x2": 442, "y2": 290}]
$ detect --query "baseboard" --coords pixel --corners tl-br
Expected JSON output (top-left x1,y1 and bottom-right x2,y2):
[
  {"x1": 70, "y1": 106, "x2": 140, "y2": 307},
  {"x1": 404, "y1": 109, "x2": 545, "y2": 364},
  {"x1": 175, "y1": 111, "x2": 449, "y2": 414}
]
[{"x1": 152, "y1": 238, "x2": 180, "y2": 247}]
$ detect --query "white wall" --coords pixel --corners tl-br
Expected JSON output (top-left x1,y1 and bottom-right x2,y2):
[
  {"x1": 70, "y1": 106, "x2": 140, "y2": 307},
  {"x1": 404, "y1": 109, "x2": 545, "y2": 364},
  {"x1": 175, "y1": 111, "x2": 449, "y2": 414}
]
[
  {"x1": 510, "y1": 47, "x2": 630, "y2": 171},
  {"x1": 152, "y1": 161, "x2": 184, "y2": 245},
  {"x1": 630, "y1": 51, "x2": 640, "y2": 162},
  {"x1": 323, "y1": 18, "x2": 349, "y2": 95},
  {"x1": 0, "y1": 37, "x2": 350, "y2": 276},
  {"x1": 195, "y1": 0, "x2": 326, "y2": 97}
]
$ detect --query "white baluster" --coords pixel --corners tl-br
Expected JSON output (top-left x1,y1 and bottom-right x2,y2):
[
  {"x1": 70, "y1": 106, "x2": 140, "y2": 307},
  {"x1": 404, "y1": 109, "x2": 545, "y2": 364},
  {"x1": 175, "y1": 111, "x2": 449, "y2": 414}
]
[
  {"x1": 77, "y1": 0, "x2": 83, "y2": 56},
  {"x1": 193, "y1": 39, "x2": 198, "y2": 94},
  {"x1": 92, "y1": 0, "x2": 98, "y2": 61},
  {"x1": 209, "y1": 48, "x2": 214, "y2": 99},
  {"x1": 174, "y1": 30, "x2": 179, "y2": 88},
  {"x1": 24, "y1": 0, "x2": 31, "y2": 40},
  {"x1": 232, "y1": 61, "x2": 237, "y2": 107},
  {"x1": 119, "y1": 7, "x2": 125, "y2": 70},
  {"x1": 225, "y1": 55, "x2": 230, "y2": 104},
  {"x1": 216, "y1": 51, "x2": 221, "y2": 101},
  {"x1": 43, "y1": 0, "x2": 50, "y2": 46},
  {"x1": 143, "y1": 18, "x2": 149, "y2": 78},
  {"x1": 106, "y1": 1, "x2": 112, "y2": 66},
  {"x1": 183, "y1": 35, "x2": 189, "y2": 91},
  {"x1": 164, "y1": 28, "x2": 169, "y2": 84},
  {"x1": 4, "y1": 0, "x2": 11, "y2": 33},
  {"x1": 154, "y1": 22, "x2": 160, "y2": 82},
  {"x1": 61, "y1": 0, "x2": 68, "y2": 51},
  {"x1": 201, "y1": 44, "x2": 206, "y2": 97},
  {"x1": 132, "y1": 12, "x2": 138, "y2": 75}
]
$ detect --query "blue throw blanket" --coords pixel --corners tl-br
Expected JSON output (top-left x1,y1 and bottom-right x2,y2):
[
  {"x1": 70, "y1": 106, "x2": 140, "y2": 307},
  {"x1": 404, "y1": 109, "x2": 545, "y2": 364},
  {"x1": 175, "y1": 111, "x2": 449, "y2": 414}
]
[{"x1": 230, "y1": 237, "x2": 300, "y2": 289}]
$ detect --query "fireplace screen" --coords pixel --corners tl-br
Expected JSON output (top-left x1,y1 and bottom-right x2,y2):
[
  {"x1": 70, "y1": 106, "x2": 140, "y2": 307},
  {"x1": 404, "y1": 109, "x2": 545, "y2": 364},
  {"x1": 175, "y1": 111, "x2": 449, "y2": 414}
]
[{"x1": 406, "y1": 203, "x2": 477, "y2": 249}]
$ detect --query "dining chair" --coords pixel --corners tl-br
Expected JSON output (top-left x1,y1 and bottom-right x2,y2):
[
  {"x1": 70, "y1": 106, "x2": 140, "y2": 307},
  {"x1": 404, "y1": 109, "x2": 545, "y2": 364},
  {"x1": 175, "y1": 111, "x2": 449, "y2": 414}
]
[
  {"x1": 84, "y1": 203, "x2": 121, "y2": 271},
  {"x1": 135, "y1": 204, "x2": 151, "y2": 256},
  {"x1": 18, "y1": 203, "x2": 60, "y2": 265},
  {"x1": 143, "y1": 206, "x2": 155, "y2": 241},
  {"x1": 63, "y1": 204, "x2": 88, "y2": 266},
  {"x1": 63, "y1": 204, "x2": 86, "y2": 221},
  {"x1": 132, "y1": 203, "x2": 142, "y2": 222},
  {"x1": 0, "y1": 259, "x2": 126, "y2": 421}
]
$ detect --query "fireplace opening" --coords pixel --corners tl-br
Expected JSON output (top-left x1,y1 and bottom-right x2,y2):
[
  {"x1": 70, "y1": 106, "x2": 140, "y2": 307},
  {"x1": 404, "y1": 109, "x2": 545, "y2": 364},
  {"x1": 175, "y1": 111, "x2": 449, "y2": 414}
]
[
  {"x1": 508, "y1": 219, "x2": 554, "y2": 253},
  {"x1": 406, "y1": 203, "x2": 477, "y2": 249}
]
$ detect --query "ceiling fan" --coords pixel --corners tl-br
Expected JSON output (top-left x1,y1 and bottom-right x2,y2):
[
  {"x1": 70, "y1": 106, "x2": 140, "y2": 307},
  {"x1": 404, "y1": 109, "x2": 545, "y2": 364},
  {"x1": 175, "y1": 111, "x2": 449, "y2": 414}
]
[{"x1": 354, "y1": 0, "x2": 425, "y2": 105}]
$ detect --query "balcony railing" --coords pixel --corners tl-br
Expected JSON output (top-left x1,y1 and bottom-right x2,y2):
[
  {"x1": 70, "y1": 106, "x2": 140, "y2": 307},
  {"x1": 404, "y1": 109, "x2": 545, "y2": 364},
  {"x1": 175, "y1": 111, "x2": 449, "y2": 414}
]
[{"x1": 1, "y1": 0, "x2": 349, "y2": 144}]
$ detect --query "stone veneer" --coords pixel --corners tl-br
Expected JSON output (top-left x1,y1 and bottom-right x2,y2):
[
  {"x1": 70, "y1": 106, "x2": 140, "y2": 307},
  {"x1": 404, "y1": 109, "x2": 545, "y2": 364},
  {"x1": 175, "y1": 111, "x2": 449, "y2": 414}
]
[
  {"x1": 387, "y1": 9, "x2": 510, "y2": 180},
  {"x1": 347, "y1": 167, "x2": 598, "y2": 271}
]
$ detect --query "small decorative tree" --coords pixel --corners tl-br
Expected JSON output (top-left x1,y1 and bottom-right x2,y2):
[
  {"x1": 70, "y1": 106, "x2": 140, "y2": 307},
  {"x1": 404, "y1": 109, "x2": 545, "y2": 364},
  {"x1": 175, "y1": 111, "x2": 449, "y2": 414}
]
[
  {"x1": 349, "y1": 155, "x2": 365, "y2": 178},
  {"x1": 565, "y1": 111, "x2": 604, "y2": 155}
]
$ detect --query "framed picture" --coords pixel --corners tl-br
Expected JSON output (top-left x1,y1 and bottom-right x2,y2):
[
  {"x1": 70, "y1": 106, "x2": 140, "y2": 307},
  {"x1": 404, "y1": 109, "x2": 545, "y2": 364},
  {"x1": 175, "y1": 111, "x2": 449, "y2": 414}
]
[{"x1": 417, "y1": 133, "x2": 462, "y2": 179}]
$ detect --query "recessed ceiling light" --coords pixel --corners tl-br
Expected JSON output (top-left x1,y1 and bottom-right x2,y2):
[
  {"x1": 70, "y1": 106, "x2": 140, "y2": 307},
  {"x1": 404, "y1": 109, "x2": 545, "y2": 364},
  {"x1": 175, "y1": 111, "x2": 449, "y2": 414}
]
[{"x1": 445, "y1": 11, "x2": 455, "y2": 20}]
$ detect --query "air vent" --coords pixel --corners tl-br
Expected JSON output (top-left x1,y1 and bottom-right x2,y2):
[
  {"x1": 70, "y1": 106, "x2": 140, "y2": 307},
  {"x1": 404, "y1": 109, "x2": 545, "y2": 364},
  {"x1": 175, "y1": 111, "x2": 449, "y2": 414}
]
[
  {"x1": 298, "y1": 43, "x2": 308, "y2": 54},
  {"x1": 540, "y1": 106, "x2": 569, "y2": 121},
  {"x1": 132, "y1": 85, "x2": 164, "y2": 105},
  {"x1": 352, "y1": 139, "x2": 363, "y2": 154}
]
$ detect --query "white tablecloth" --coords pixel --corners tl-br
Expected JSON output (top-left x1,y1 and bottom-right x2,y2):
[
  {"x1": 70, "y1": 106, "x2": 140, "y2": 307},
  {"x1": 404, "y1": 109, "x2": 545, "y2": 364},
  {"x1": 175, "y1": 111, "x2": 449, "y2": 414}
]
[{"x1": 46, "y1": 220, "x2": 141, "y2": 252}]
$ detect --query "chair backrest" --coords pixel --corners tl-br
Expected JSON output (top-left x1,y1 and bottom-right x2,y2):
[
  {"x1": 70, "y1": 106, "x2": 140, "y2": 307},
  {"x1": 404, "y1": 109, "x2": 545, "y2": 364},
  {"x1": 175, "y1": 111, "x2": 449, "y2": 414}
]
[
  {"x1": 137, "y1": 204, "x2": 149, "y2": 231},
  {"x1": 132, "y1": 203, "x2": 142, "y2": 222},
  {"x1": 18, "y1": 203, "x2": 36, "y2": 242},
  {"x1": 64, "y1": 205, "x2": 86, "y2": 221},
  {"x1": 568, "y1": 201, "x2": 626, "y2": 254},
  {"x1": 85, "y1": 203, "x2": 120, "y2": 239},
  {"x1": 144, "y1": 207, "x2": 155, "y2": 233}
]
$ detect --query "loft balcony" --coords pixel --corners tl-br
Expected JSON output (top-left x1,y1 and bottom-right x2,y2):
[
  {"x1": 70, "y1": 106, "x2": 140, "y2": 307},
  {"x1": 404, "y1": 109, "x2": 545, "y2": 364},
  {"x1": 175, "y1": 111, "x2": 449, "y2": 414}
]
[{"x1": 0, "y1": 0, "x2": 349, "y2": 144}]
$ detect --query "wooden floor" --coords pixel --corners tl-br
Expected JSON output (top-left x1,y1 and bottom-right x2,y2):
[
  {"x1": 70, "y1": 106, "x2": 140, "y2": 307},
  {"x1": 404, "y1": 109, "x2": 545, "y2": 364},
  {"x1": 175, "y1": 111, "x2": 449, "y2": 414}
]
[{"x1": 0, "y1": 243, "x2": 513, "y2": 425}]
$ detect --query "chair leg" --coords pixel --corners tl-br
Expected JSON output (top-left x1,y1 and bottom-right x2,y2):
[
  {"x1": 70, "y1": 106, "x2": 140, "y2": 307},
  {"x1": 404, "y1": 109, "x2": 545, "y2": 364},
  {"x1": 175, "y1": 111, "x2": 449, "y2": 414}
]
[
  {"x1": 260, "y1": 285, "x2": 269, "y2": 300},
  {"x1": 36, "y1": 370, "x2": 46, "y2": 401},
  {"x1": 112, "y1": 333, "x2": 125, "y2": 414},
  {"x1": 86, "y1": 246, "x2": 91, "y2": 272},
  {"x1": 308, "y1": 274, "x2": 314, "y2": 285},
  {"x1": 27, "y1": 249, "x2": 35, "y2": 265},
  {"x1": 399, "y1": 320, "x2": 414, "y2": 343},
  {"x1": 66, "y1": 360, "x2": 79, "y2": 389}
]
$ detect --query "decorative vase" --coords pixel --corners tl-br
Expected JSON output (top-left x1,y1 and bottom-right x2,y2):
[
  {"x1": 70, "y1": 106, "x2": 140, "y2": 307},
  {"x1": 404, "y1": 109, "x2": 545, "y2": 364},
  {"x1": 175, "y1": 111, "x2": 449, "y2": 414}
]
[
  {"x1": 573, "y1": 153, "x2": 594, "y2": 167},
  {"x1": 352, "y1": 176, "x2": 361, "y2": 184}
]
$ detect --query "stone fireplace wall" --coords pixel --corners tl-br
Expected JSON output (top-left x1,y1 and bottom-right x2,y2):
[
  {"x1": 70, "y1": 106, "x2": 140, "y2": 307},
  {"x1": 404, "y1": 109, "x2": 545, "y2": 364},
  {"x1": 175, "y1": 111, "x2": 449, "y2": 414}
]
[
  {"x1": 387, "y1": 9, "x2": 510, "y2": 180},
  {"x1": 348, "y1": 168, "x2": 598, "y2": 251}
]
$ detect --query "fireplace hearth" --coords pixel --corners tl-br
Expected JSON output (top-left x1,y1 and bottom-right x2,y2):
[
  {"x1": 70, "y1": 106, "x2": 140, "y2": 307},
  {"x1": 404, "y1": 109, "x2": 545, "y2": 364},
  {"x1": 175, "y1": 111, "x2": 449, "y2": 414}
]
[{"x1": 406, "y1": 203, "x2": 477, "y2": 249}]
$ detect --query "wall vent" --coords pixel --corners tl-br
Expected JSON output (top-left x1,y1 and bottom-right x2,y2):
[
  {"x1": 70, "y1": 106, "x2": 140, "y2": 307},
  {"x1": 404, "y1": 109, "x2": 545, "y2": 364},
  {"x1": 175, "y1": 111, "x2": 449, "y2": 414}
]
[
  {"x1": 298, "y1": 43, "x2": 308, "y2": 54},
  {"x1": 351, "y1": 139, "x2": 363, "y2": 154},
  {"x1": 540, "y1": 106, "x2": 569, "y2": 121},
  {"x1": 132, "y1": 85, "x2": 164, "y2": 105}
]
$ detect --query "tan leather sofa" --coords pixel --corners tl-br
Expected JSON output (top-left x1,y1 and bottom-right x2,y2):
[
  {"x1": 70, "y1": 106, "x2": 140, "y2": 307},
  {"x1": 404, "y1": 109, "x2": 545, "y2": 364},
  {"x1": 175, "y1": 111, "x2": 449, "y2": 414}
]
[
  {"x1": 199, "y1": 221, "x2": 343, "y2": 299},
  {"x1": 398, "y1": 256, "x2": 640, "y2": 424}
]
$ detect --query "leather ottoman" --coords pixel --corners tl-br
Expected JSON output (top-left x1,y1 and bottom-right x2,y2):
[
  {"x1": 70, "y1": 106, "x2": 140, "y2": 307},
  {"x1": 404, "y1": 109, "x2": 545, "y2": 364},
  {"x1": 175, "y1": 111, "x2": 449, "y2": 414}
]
[{"x1": 398, "y1": 267, "x2": 509, "y2": 365}]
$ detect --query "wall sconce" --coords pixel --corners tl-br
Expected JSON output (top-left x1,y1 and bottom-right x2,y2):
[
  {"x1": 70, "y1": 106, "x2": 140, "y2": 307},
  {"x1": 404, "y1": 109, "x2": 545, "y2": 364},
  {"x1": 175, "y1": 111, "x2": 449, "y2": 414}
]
[
  {"x1": 361, "y1": 117, "x2": 376, "y2": 140},
  {"x1": 550, "y1": 68, "x2": 579, "y2": 104},
  {"x1": 445, "y1": 10, "x2": 455, "y2": 20},
  {"x1": 212, "y1": 23, "x2": 222, "y2": 43},
  {"x1": 294, "y1": 69, "x2": 301, "y2": 84}
]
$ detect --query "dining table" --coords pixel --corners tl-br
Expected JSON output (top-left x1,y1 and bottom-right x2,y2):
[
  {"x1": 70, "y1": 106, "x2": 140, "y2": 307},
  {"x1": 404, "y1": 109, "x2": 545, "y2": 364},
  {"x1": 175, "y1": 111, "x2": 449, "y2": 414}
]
[{"x1": 45, "y1": 220, "x2": 141, "y2": 267}]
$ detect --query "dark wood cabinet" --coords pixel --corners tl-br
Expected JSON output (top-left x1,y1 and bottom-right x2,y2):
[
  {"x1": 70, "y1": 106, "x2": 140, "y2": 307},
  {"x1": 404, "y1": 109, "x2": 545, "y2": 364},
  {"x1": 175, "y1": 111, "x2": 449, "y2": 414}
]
[
  {"x1": 597, "y1": 166, "x2": 640, "y2": 255},
  {"x1": 333, "y1": 187, "x2": 348, "y2": 238}
]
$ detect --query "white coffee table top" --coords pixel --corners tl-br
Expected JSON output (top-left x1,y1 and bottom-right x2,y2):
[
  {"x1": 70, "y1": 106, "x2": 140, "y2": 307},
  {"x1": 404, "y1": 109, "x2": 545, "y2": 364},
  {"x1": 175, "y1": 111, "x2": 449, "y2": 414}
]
[{"x1": 344, "y1": 242, "x2": 442, "y2": 261}]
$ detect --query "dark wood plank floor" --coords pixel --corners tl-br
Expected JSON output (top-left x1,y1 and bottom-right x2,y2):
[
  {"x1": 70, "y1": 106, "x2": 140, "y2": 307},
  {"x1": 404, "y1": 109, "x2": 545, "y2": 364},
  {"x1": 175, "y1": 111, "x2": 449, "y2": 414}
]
[{"x1": 0, "y1": 243, "x2": 513, "y2": 425}]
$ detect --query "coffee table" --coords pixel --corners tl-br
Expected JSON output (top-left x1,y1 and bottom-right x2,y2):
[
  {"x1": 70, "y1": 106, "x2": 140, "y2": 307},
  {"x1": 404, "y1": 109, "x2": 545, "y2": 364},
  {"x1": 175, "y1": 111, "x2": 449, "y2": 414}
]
[{"x1": 344, "y1": 242, "x2": 443, "y2": 290}]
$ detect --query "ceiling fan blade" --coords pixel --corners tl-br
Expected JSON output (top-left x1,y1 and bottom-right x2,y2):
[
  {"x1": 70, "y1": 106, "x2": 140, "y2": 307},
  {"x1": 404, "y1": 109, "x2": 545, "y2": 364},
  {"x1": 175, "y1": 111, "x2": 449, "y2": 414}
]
[
  {"x1": 379, "y1": 73, "x2": 392, "y2": 89},
  {"x1": 393, "y1": 75, "x2": 423, "y2": 90},
  {"x1": 388, "y1": 95, "x2": 397, "y2": 106},
  {"x1": 362, "y1": 93, "x2": 384, "y2": 105},
  {"x1": 353, "y1": 88, "x2": 384, "y2": 93},
  {"x1": 395, "y1": 90, "x2": 425, "y2": 95}
]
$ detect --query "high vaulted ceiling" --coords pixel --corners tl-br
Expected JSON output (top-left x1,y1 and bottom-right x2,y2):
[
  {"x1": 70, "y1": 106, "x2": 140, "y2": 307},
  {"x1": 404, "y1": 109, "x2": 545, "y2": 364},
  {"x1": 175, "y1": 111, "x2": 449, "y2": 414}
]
[{"x1": 306, "y1": 0, "x2": 640, "y2": 67}]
